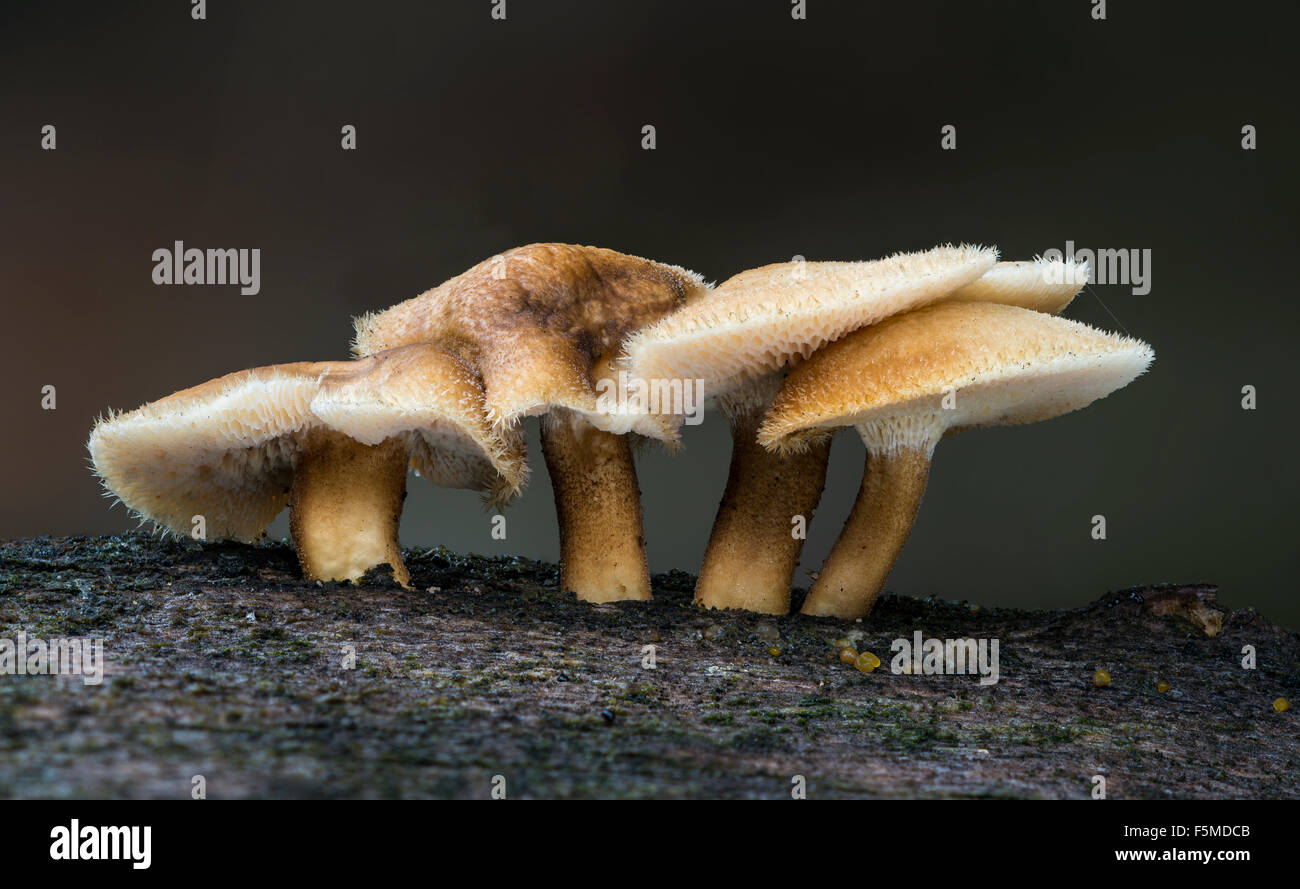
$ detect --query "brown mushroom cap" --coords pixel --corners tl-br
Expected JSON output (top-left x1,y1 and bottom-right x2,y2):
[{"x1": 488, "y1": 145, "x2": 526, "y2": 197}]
[
  {"x1": 759, "y1": 301, "x2": 1153, "y2": 454},
  {"x1": 351, "y1": 244, "x2": 708, "y2": 603},
  {"x1": 622, "y1": 244, "x2": 999, "y2": 399},
  {"x1": 88, "y1": 345, "x2": 524, "y2": 541},
  {"x1": 352, "y1": 243, "x2": 708, "y2": 429}
]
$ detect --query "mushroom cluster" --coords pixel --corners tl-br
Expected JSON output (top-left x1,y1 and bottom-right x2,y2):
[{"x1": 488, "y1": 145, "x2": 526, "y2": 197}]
[
  {"x1": 89, "y1": 242, "x2": 1151, "y2": 621},
  {"x1": 620, "y1": 246, "x2": 1138, "y2": 619},
  {"x1": 89, "y1": 345, "x2": 526, "y2": 587},
  {"x1": 91, "y1": 244, "x2": 705, "y2": 599}
]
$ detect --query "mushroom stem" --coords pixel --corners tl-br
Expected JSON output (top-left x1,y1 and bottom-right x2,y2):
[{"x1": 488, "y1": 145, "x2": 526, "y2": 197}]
[
  {"x1": 289, "y1": 426, "x2": 411, "y2": 587},
  {"x1": 801, "y1": 445, "x2": 931, "y2": 619},
  {"x1": 540, "y1": 410, "x2": 651, "y2": 602},
  {"x1": 695, "y1": 405, "x2": 831, "y2": 614}
]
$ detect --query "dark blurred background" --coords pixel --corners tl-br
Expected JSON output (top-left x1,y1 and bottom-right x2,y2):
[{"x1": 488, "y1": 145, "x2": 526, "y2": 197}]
[{"x1": 3, "y1": 2, "x2": 1296, "y2": 625}]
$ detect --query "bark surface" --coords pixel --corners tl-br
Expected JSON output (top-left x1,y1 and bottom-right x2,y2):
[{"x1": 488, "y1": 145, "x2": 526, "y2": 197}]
[{"x1": 0, "y1": 535, "x2": 1295, "y2": 799}]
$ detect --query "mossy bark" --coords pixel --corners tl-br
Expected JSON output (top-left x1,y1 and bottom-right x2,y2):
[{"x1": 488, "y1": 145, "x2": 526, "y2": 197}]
[{"x1": 0, "y1": 535, "x2": 1296, "y2": 799}]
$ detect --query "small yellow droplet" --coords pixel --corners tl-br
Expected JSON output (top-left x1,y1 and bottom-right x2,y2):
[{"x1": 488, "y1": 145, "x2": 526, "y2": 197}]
[
  {"x1": 839, "y1": 647, "x2": 859, "y2": 665},
  {"x1": 855, "y1": 651, "x2": 881, "y2": 674},
  {"x1": 1156, "y1": 681, "x2": 1170, "y2": 694},
  {"x1": 1093, "y1": 670, "x2": 1111, "y2": 688},
  {"x1": 1275, "y1": 697, "x2": 1291, "y2": 712},
  {"x1": 768, "y1": 646, "x2": 781, "y2": 657},
  {"x1": 833, "y1": 637, "x2": 853, "y2": 650}
]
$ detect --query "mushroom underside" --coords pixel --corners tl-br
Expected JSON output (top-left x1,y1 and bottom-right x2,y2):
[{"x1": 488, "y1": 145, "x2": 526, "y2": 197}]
[{"x1": 89, "y1": 347, "x2": 528, "y2": 588}]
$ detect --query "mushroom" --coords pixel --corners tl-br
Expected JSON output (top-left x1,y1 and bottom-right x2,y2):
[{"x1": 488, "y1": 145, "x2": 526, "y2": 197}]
[
  {"x1": 351, "y1": 243, "x2": 707, "y2": 602},
  {"x1": 88, "y1": 344, "x2": 526, "y2": 587},
  {"x1": 622, "y1": 244, "x2": 1000, "y2": 613},
  {"x1": 947, "y1": 256, "x2": 1091, "y2": 313},
  {"x1": 757, "y1": 301, "x2": 1154, "y2": 619}
]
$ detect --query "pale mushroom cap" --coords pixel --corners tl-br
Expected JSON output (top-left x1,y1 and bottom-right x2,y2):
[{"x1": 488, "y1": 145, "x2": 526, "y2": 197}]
[
  {"x1": 622, "y1": 244, "x2": 999, "y2": 397},
  {"x1": 578, "y1": 352, "x2": 684, "y2": 441},
  {"x1": 89, "y1": 364, "x2": 329, "y2": 541},
  {"x1": 946, "y1": 257, "x2": 1090, "y2": 314},
  {"x1": 89, "y1": 346, "x2": 526, "y2": 541},
  {"x1": 311, "y1": 345, "x2": 528, "y2": 502},
  {"x1": 758, "y1": 301, "x2": 1153, "y2": 455}
]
